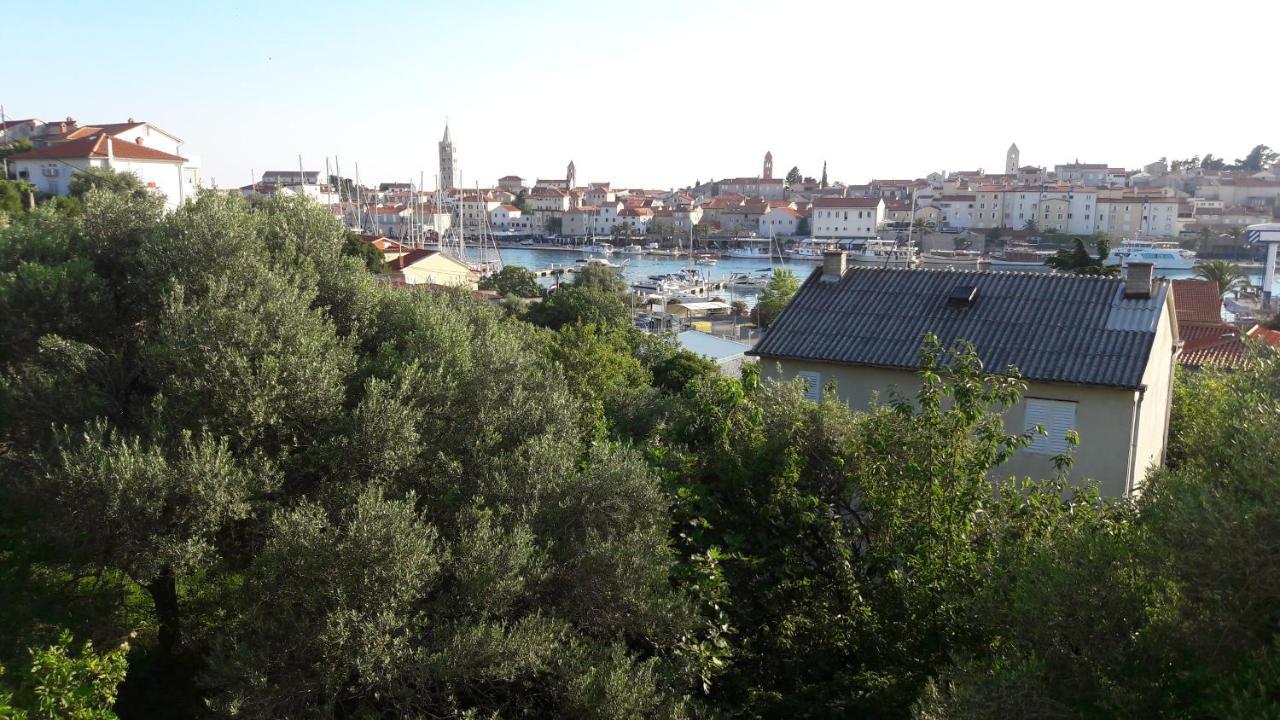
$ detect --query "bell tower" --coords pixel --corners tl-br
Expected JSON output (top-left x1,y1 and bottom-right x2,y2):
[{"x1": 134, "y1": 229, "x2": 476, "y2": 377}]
[
  {"x1": 438, "y1": 122, "x2": 456, "y2": 189},
  {"x1": 567, "y1": 160, "x2": 576, "y2": 188},
  {"x1": 1006, "y1": 142, "x2": 1020, "y2": 175},
  {"x1": 763, "y1": 151, "x2": 774, "y2": 180}
]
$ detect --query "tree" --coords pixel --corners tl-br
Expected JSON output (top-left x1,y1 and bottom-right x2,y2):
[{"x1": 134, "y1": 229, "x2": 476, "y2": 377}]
[
  {"x1": 795, "y1": 216, "x2": 810, "y2": 236},
  {"x1": 819, "y1": 161, "x2": 829, "y2": 188},
  {"x1": 0, "y1": 631, "x2": 129, "y2": 720},
  {"x1": 524, "y1": 285, "x2": 629, "y2": 330},
  {"x1": 0, "y1": 179, "x2": 32, "y2": 218},
  {"x1": 785, "y1": 166, "x2": 802, "y2": 186},
  {"x1": 341, "y1": 231, "x2": 384, "y2": 272},
  {"x1": 544, "y1": 215, "x2": 562, "y2": 235},
  {"x1": 479, "y1": 264, "x2": 545, "y2": 298},
  {"x1": 571, "y1": 261, "x2": 628, "y2": 294},
  {"x1": 1022, "y1": 218, "x2": 1039, "y2": 235},
  {"x1": 755, "y1": 268, "x2": 799, "y2": 327},
  {"x1": 1200, "y1": 153, "x2": 1227, "y2": 171},
  {"x1": 67, "y1": 168, "x2": 148, "y2": 200},
  {"x1": 1233, "y1": 144, "x2": 1277, "y2": 172},
  {"x1": 1194, "y1": 259, "x2": 1247, "y2": 297},
  {"x1": 1044, "y1": 234, "x2": 1117, "y2": 276}
]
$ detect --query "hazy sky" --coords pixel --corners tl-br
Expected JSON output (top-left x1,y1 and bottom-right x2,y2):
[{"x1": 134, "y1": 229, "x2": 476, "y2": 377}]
[{"x1": 7, "y1": 0, "x2": 1277, "y2": 189}]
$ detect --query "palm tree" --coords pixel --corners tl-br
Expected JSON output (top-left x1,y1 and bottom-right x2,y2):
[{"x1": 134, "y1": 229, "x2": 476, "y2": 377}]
[{"x1": 1194, "y1": 259, "x2": 1247, "y2": 297}]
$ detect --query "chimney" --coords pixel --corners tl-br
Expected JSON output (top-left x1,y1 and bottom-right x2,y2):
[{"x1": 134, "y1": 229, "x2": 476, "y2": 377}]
[
  {"x1": 822, "y1": 250, "x2": 847, "y2": 281},
  {"x1": 1124, "y1": 261, "x2": 1154, "y2": 298},
  {"x1": 105, "y1": 135, "x2": 114, "y2": 165}
]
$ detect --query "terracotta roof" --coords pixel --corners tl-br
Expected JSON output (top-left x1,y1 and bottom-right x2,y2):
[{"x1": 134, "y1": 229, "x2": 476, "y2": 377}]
[
  {"x1": 498, "y1": 204, "x2": 520, "y2": 212},
  {"x1": 9, "y1": 133, "x2": 186, "y2": 162},
  {"x1": 812, "y1": 196, "x2": 882, "y2": 208},
  {"x1": 1180, "y1": 328, "x2": 1247, "y2": 368},
  {"x1": 1246, "y1": 325, "x2": 1280, "y2": 348},
  {"x1": 1171, "y1": 279, "x2": 1224, "y2": 325}
]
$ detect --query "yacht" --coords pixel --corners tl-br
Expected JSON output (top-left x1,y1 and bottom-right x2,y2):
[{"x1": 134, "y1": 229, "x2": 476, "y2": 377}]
[
  {"x1": 1103, "y1": 238, "x2": 1197, "y2": 270},
  {"x1": 694, "y1": 254, "x2": 719, "y2": 265},
  {"x1": 846, "y1": 239, "x2": 919, "y2": 268},
  {"x1": 725, "y1": 271, "x2": 771, "y2": 289},
  {"x1": 581, "y1": 241, "x2": 615, "y2": 255},
  {"x1": 575, "y1": 256, "x2": 626, "y2": 269},
  {"x1": 617, "y1": 244, "x2": 645, "y2": 255}
]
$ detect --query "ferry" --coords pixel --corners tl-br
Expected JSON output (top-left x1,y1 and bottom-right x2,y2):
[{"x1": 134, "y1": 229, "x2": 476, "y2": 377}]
[{"x1": 1103, "y1": 238, "x2": 1197, "y2": 270}]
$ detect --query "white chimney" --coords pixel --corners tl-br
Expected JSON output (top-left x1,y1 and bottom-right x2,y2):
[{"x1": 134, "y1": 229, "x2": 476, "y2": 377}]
[
  {"x1": 822, "y1": 250, "x2": 847, "y2": 281},
  {"x1": 1124, "y1": 261, "x2": 1153, "y2": 298},
  {"x1": 105, "y1": 135, "x2": 114, "y2": 166}
]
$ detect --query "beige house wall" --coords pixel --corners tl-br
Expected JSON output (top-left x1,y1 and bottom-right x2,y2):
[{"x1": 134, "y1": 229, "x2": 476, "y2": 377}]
[{"x1": 760, "y1": 357, "x2": 1164, "y2": 496}]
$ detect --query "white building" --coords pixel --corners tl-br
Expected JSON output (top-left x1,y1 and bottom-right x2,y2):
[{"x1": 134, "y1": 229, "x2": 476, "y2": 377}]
[
  {"x1": 810, "y1": 197, "x2": 884, "y2": 239},
  {"x1": 489, "y1": 204, "x2": 532, "y2": 232},
  {"x1": 760, "y1": 206, "x2": 803, "y2": 236},
  {"x1": 10, "y1": 131, "x2": 198, "y2": 210}
]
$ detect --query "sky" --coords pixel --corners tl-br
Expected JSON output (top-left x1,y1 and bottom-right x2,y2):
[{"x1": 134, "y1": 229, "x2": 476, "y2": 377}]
[{"x1": 5, "y1": 0, "x2": 1278, "y2": 190}]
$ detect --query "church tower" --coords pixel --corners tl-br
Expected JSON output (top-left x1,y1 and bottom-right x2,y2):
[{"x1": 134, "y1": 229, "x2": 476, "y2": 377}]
[
  {"x1": 763, "y1": 151, "x2": 774, "y2": 180},
  {"x1": 567, "y1": 160, "x2": 576, "y2": 188},
  {"x1": 439, "y1": 122, "x2": 456, "y2": 189},
  {"x1": 1006, "y1": 142, "x2": 1020, "y2": 175}
]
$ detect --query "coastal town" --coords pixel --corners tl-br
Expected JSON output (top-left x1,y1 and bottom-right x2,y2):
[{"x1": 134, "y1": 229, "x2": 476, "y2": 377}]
[{"x1": 3, "y1": 0, "x2": 1280, "y2": 713}]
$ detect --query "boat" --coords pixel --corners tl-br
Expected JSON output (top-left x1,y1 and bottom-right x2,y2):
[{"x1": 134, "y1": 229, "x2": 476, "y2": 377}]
[
  {"x1": 643, "y1": 242, "x2": 660, "y2": 251},
  {"x1": 787, "y1": 241, "x2": 829, "y2": 261},
  {"x1": 920, "y1": 249, "x2": 988, "y2": 269},
  {"x1": 725, "y1": 271, "x2": 771, "y2": 289},
  {"x1": 989, "y1": 245, "x2": 1056, "y2": 270},
  {"x1": 845, "y1": 239, "x2": 919, "y2": 267},
  {"x1": 581, "y1": 242, "x2": 615, "y2": 255},
  {"x1": 1103, "y1": 238, "x2": 1197, "y2": 270},
  {"x1": 618, "y1": 244, "x2": 645, "y2": 255},
  {"x1": 694, "y1": 254, "x2": 718, "y2": 265},
  {"x1": 723, "y1": 245, "x2": 773, "y2": 259},
  {"x1": 519, "y1": 239, "x2": 535, "y2": 246},
  {"x1": 575, "y1": 257, "x2": 626, "y2": 269}
]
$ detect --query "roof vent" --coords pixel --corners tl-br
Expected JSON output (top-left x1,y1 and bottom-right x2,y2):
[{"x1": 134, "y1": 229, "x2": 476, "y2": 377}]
[{"x1": 947, "y1": 284, "x2": 978, "y2": 306}]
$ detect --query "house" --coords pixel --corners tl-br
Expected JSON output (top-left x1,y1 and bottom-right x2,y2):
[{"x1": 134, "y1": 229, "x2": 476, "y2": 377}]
[
  {"x1": 8, "y1": 129, "x2": 198, "y2": 209},
  {"x1": 676, "y1": 329, "x2": 756, "y2": 377},
  {"x1": 498, "y1": 175, "x2": 526, "y2": 193},
  {"x1": 810, "y1": 197, "x2": 884, "y2": 239},
  {"x1": 750, "y1": 255, "x2": 1179, "y2": 495},
  {"x1": 760, "y1": 206, "x2": 804, "y2": 236},
  {"x1": 0, "y1": 118, "x2": 44, "y2": 145},
  {"x1": 1171, "y1": 278, "x2": 1250, "y2": 369},
  {"x1": 379, "y1": 249, "x2": 477, "y2": 288},
  {"x1": 490, "y1": 204, "x2": 531, "y2": 233}
]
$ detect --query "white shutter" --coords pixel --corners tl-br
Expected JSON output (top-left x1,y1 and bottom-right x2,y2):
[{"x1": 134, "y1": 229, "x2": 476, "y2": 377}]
[
  {"x1": 797, "y1": 371, "x2": 822, "y2": 402},
  {"x1": 1024, "y1": 398, "x2": 1077, "y2": 455}
]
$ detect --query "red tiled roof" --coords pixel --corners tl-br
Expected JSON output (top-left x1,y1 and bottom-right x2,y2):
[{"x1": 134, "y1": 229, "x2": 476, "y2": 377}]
[
  {"x1": 9, "y1": 134, "x2": 186, "y2": 162},
  {"x1": 1180, "y1": 328, "x2": 1247, "y2": 368},
  {"x1": 1171, "y1": 279, "x2": 1223, "y2": 325},
  {"x1": 812, "y1": 196, "x2": 882, "y2": 208},
  {"x1": 1246, "y1": 325, "x2": 1280, "y2": 348},
  {"x1": 499, "y1": 204, "x2": 520, "y2": 212}
]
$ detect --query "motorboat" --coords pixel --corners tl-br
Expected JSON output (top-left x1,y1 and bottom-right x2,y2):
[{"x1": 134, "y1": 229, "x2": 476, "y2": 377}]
[
  {"x1": 581, "y1": 242, "x2": 615, "y2": 255},
  {"x1": 694, "y1": 254, "x2": 718, "y2": 265},
  {"x1": 725, "y1": 271, "x2": 771, "y2": 289},
  {"x1": 722, "y1": 245, "x2": 773, "y2": 259},
  {"x1": 575, "y1": 257, "x2": 626, "y2": 269},
  {"x1": 786, "y1": 242, "x2": 828, "y2": 261},
  {"x1": 846, "y1": 239, "x2": 919, "y2": 267},
  {"x1": 989, "y1": 245, "x2": 1056, "y2": 271},
  {"x1": 1103, "y1": 238, "x2": 1197, "y2": 270},
  {"x1": 618, "y1": 244, "x2": 645, "y2": 254}
]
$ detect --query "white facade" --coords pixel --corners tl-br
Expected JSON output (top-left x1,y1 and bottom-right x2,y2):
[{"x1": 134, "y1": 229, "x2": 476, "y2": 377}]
[
  {"x1": 810, "y1": 198, "x2": 884, "y2": 239},
  {"x1": 759, "y1": 207, "x2": 802, "y2": 236}
]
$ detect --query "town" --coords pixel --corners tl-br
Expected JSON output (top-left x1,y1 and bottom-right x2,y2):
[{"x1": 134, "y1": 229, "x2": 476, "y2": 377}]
[{"x1": 2, "y1": 106, "x2": 1279, "y2": 718}]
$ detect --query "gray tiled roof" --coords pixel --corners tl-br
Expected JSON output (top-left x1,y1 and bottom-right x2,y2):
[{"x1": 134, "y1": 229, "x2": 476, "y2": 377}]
[{"x1": 750, "y1": 267, "x2": 1169, "y2": 389}]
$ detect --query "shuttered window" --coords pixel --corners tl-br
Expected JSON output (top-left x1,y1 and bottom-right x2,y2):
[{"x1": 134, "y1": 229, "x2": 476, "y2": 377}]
[
  {"x1": 1024, "y1": 398, "x2": 1076, "y2": 455},
  {"x1": 797, "y1": 371, "x2": 821, "y2": 402}
]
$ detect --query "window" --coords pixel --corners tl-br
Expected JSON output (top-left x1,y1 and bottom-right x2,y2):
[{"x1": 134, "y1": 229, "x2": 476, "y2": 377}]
[
  {"x1": 796, "y1": 371, "x2": 822, "y2": 402},
  {"x1": 1024, "y1": 398, "x2": 1076, "y2": 455}
]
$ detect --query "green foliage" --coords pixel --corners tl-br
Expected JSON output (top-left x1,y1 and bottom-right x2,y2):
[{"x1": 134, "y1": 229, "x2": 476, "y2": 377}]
[
  {"x1": 1194, "y1": 259, "x2": 1247, "y2": 296},
  {"x1": 340, "y1": 231, "x2": 384, "y2": 272},
  {"x1": 651, "y1": 350, "x2": 719, "y2": 394},
  {"x1": 0, "y1": 179, "x2": 30, "y2": 218},
  {"x1": 785, "y1": 166, "x2": 802, "y2": 186},
  {"x1": 1044, "y1": 233, "x2": 1117, "y2": 276},
  {"x1": 1234, "y1": 143, "x2": 1277, "y2": 172},
  {"x1": 524, "y1": 285, "x2": 630, "y2": 330},
  {"x1": 479, "y1": 264, "x2": 544, "y2": 298},
  {"x1": 0, "y1": 632, "x2": 129, "y2": 720},
  {"x1": 572, "y1": 262, "x2": 628, "y2": 294},
  {"x1": 755, "y1": 268, "x2": 799, "y2": 327},
  {"x1": 66, "y1": 169, "x2": 147, "y2": 201}
]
